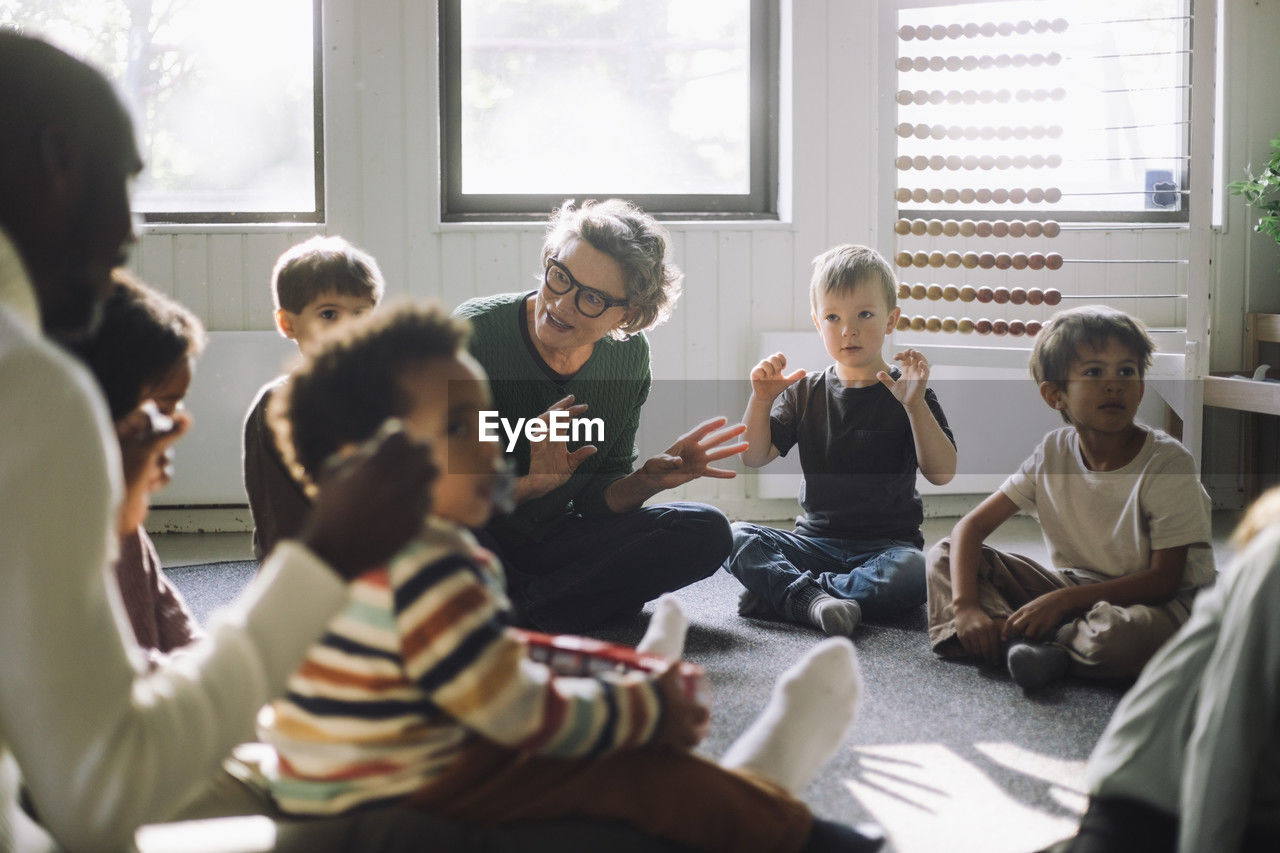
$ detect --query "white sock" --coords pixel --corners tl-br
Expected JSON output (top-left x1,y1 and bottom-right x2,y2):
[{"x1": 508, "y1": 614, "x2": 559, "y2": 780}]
[
  {"x1": 807, "y1": 594, "x2": 862, "y2": 637},
  {"x1": 720, "y1": 637, "x2": 862, "y2": 794},
  {"x1": 635, "y1": 594, "x2": 688, "y2": 662}
]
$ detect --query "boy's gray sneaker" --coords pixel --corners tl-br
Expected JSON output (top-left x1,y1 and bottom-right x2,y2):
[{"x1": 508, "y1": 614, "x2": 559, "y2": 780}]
[{"x1": 1006, "y1": 641, "x2": 1070, "y2": 691}]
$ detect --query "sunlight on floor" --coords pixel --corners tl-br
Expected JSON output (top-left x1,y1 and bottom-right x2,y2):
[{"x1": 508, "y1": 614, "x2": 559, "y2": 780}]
[{"x1": 843, "y1": 742, "x2": 1086, "y2": 853}]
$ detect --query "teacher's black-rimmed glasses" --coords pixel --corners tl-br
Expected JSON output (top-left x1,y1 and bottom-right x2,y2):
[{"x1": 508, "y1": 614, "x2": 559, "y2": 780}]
[{"x1": 544, "y1": 258, "x2": 630, "y2": 319}]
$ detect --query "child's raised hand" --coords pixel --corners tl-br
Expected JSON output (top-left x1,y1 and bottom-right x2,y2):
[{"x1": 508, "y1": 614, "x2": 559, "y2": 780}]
[
  {"x1": 652, "y1": 662, "x2": 710, "y2": 750},
  {"x1": 750, "y1": 352, "x2": 806, "y2": 402},
  {"x1": 878, "y1": 349, "x2": 931, "y2": 410}
]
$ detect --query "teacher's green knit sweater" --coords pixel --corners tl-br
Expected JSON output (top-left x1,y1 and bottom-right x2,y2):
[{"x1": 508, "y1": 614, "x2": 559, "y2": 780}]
[{"x1": 456, "y1": 292, "x2": 651, "y2": 542}]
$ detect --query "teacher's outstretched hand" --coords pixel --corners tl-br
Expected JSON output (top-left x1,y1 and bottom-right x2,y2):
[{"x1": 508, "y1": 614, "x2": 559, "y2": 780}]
[{"x1": 604, "y1": 416, "x2": 749, "y2": 512}]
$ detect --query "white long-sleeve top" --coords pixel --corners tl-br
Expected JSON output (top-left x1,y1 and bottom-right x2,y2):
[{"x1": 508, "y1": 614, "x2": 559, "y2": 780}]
[
  {"x1": 0, "y1": 229, "x2": 348, "y2": 852},
  {"x1": 1086, "y1": 521, "x2": 1280, "y2": 852}
]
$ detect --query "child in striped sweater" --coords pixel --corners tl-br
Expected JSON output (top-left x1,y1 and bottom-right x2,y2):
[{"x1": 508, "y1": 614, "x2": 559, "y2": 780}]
[{"x1": 257, "y1": 303, "x2": 881, "y2": 852}]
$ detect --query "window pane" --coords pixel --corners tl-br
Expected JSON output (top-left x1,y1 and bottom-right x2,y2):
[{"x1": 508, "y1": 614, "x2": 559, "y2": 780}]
[
  {"x1": 2, "y1": 0, "x2": 319, "y2": 218},
  {"x1": 895, "y1": 0, "x2": 1190, "y2": 219},
  {"x1": 458, "y1": 0, "x2": 751, "y2": 195}
]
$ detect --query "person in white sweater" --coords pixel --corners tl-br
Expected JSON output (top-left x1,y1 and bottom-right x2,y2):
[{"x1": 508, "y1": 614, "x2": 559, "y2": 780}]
[{"x1": 0, "y1": 31, "x2": 430, "y2": 851}]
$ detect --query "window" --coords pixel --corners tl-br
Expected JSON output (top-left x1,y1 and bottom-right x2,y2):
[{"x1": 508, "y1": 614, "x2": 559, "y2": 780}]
[
  {"x1": 1, "y1": 0, "x2": 323, "y2": 224},
  {"x1": 893, "y1": 0, "x2": 1192, "y2": 223},
  {"x1": 439, "y1": 0, "x2": 778, "y2": 221}
]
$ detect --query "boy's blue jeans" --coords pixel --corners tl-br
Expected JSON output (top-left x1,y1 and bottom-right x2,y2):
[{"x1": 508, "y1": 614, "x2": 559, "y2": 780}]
[{"x1": 725, "y1": 522, "x2": 926, "y2": 621}]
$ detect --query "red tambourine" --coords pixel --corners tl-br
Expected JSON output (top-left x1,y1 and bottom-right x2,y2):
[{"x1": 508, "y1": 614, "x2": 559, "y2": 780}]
[{"x1": 513, "y1": 628, "x2": 709, "y2": 704}]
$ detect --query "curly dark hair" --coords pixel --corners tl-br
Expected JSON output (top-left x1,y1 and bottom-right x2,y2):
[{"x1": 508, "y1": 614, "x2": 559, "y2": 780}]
[
  {"x1": 272, "y1": 302, "x2": 470, "y2": 492},
  {"x1": 73, "y1": 269, "x2": 206, "y2": 421}
]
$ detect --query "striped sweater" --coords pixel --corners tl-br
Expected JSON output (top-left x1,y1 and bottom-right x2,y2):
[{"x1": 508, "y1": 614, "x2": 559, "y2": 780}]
[{"x1": 259, "y1": 519, "x2": 664, "y2": 816}]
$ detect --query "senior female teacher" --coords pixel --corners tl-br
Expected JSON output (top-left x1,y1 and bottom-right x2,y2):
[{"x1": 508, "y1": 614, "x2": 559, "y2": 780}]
[{"x1": 456, "y1": 198, "x2": 747, "y2": 632}]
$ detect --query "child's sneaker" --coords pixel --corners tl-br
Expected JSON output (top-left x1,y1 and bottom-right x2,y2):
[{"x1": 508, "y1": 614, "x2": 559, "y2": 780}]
[{"x1": 1006, "y1": 641, "x2": 1070, "y2": 691}]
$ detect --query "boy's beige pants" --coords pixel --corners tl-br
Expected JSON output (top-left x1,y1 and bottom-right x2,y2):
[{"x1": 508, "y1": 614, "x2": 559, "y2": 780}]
[
  {"x1": 405, "y1": 738, "x2": 813, "y2": 853},
  {"x1": 926, "y1": 538, "x2": 1195, "y2": 679}
]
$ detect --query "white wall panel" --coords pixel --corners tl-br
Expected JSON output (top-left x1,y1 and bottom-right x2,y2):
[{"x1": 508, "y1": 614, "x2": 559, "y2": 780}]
[{"x1": 123, "y1": 0, "x2": 1276, "y2": 512}]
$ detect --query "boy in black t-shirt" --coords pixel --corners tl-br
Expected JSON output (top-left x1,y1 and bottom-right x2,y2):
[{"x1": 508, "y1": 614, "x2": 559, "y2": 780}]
[{"x1": 726, "y1": 245, "x2": 957, "y2": 635}]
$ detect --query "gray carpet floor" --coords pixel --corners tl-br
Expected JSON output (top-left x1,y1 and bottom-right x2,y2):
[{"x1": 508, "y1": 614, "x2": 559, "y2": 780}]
[{"x1": 166, "y1": 556, "x2": 1125, "y2": 853}]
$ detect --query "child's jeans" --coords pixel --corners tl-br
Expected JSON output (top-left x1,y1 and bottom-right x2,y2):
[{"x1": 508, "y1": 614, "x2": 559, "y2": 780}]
[{"x1": 725, "y1": 522, "x2": 927, "y2": 621}]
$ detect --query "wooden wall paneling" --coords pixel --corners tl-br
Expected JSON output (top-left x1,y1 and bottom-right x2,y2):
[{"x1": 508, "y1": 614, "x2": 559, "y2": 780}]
[
  {"x1": 640, "y1": 230, "x2": 688, "y2": 498},
  {"x1": 172, "y1": 233, "x2": 209, "y2": 323},
  {"x1": 648, "y1": 230, "x2": 687, "y2": 384},
  {"x1": 826, "y1": 0, "x2": 876, "y2": 251},
  {"x1": 357, "y1": 0, "x2": 408, "y2": 302},
  {"x1": 751, "y1": 230, "x2": 798, "y2": 336},
  {"x1": 677, "y1": 230, "x2": 719, "y2": 503},
  {"x1": 518, "y1": 230, "x2": 545, "y2": 293},
  {"x1": 242, "y1": 233, "x2": 298, "y2": 331},
  {"x1": 402, "y1": 0, "x2": 436, "y2": 301},
  {"x1": 789, "y1": 0, "x2": 830, "y2": 328},
  {"x1": 716, "y1": 230, "x2": 753, "y2": 501},
  {"x1": 438, "y1": 232, "x2": 475, "y2": 313},
  {"x1": 323, "y1": 0, "x2": 363, "y2": 237},
  {"x1": 1108, "y1": 230, "x2": 1141, "y2": 325},
  {"x1": 473, "y1": 232, "x2": 522, "y2": 298},
  {"x1": 207, "y1": 234, "x2": 246, "y2": 330},
  {"x1": 134, "y1": 235, "x2": 175, "y2": 298}
]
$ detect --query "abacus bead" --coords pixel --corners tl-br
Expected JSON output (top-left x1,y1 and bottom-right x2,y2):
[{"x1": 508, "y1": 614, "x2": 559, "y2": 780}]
[
  {"x1": 943, "y1": 220, "x2": 960, "y2": 237},
  {"x1": 977, "y1": 286, "x2": 994, "y2": 302},
  {"x1": 991, "y1": 220, "x2": 1010, "y2": 238},
  {"x1": 1009, "y1": 320, "x2": 1026, "y2": 336},
  {"x1": 942, "y1": 316, "x2": 959, "y2": 333},
  {"x1": 992, "y1": 319, "x2": 1010, "y2": 335},
  {"x1": 926, "y1": 284, "x2": 943, "y2": 300},
  {"x1": 896, "y1": 252, "x2": 913, "y2": 267},
  {"x1": 1043, "y1": 220, "x2": 1061, "y2": 237},
  {"x1": 958, "y1": 317, "x2": 975, "y2": 333},
  {"x1": 910, "y1": 315, "x2": 927, "y2": 331},
  {"x1": 1027, "y1": 288, "x2": 1044, "y2": 305},
  {"x1": 897, "y1": 315, "x2": 911, "y2": 331},
  {"x1": 927, "y1": 219, "x2": 944, "y2": 236},
  {"x1": 1045, "y1": 252, "x2": 1063, "y2": 270},
  {"x1": 961, "y1": 252, "x2": 979, "y2": 269},
  {"x1": 1025, "y1": 221, "x2": 1043, "y2": 237},
  {"x1": 928, "y1": 251, "x2": 946, "y2": 268},
  {"x1": 978, "y1": 253, "x2": 996, "y2": 270},
  {"x1": 975, "y1": 318, "x2": 993, "y2": 334},
  {"x1": 1028, "y1": 254, "x2": 1046, "y2": 270},
  {"x1": 959, "y1": 285, "x2": 977, "y2": 302},
  {"x1": 942, "y1": 284, "x2": 960, "y2": 301},
  {"x1": 944, "y1": 252, "x2": 963, "y2": 268},
  {"x1": 1026, "y1": 320, "x2": 1043, "y2": 335},
  {"x1": 898, "y1": 283, "x2": 911, "y2": 300},
  {"x1": 1008, "y1": 220, "x2": 1026, "y2": 237},
  {"x1": 925, "y1": 315, "x2": 943, "y2": 332},
  {"x1": 994, "y1": 253, "x2": 1012, "y2": 270},
  {"x1": 911, "y1": 219, "x2": 928, "y2": 235},
  {"x1": 1010, "y1": 287, "x2": 1028, "y2": 304},
  {"x1": 913, "y1": 251, "x2": 930, "y2": 267},
  {"x1": 959, "y1": 219, "x2": 977, "y2": 237},
  {"x1": 976, "y1": 220, "x2": 993, "y2": 238},
  {"x1": 1043, "y1": 288, "x2": 1062, "y2": 305},
  {"x1": 911, "y1": 283, "x2": 928, "y2": 300},
  {"x1": 1011, "y1": 253, "x2": 1029, "y2": 270},
  {"x1": 992, "y1": 286, "x2": 1011, "y2": 304},
  {"x1": 895, "y1": 219, "x2": 911, "y2": 235}
]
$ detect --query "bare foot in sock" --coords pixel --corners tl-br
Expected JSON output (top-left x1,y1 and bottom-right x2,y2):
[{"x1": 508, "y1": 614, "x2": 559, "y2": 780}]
[
  {"x1": 635, "y1": 594, "x2": 688, "y2": 662},
  {"x1": 1006, "y1": 641, "x2": 1070, "y2": 691},
  {"x1": 807, "y1": 594, "x2": 862, "y2": 636},
  {"x1": 720, "y1": 637, "x2": 862, "y2": 794}
]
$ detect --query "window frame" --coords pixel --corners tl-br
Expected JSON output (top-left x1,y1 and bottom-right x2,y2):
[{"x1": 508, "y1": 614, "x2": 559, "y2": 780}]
[
  {"x1": 437, "y1": 0, "x2": 779, "y2": 223},
  {"x1": 888, "y1": 0, "x2": 1194, "y2": 226},
  {"x1": 138, "y1": 0, "x2": 325, "y2": 225}
]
